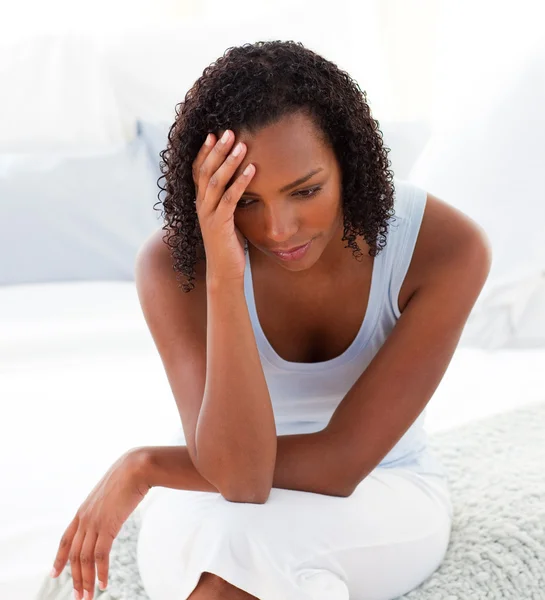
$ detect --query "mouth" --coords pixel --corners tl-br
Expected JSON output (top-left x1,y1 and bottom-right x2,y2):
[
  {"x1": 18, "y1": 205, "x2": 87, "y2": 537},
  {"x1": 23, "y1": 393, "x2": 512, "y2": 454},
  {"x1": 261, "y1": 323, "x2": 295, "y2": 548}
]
[{"x1": 269, "y1": 239, "x2": 313, "y2": 261}]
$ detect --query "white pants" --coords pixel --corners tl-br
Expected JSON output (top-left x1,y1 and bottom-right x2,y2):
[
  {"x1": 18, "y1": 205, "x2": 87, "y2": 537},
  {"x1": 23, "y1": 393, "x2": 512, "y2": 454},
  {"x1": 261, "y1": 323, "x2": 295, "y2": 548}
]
[{"x1": 137, "y1": 467, "x2": 453, "y2": 600}]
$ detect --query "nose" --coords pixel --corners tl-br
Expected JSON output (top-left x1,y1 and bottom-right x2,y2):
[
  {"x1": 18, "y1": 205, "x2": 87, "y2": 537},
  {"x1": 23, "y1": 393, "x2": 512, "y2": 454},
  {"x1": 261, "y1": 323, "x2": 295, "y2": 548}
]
[{"x1": 263, "y1": 203, "x2": 299, "y2": 244}]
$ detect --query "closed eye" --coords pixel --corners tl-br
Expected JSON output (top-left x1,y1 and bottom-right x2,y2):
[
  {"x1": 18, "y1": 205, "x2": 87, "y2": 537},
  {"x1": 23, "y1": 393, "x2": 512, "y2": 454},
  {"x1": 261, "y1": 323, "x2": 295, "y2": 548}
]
[{"x1": 237, "y1": 186, "x2": 322, "y2": 209}]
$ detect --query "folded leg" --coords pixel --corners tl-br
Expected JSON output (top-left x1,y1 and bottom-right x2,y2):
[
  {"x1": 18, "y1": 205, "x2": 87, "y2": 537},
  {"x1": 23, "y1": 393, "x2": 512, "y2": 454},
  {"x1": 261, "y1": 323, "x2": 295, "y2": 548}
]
[{"x1": 137, "y1": 467, "x2": 452, "y2": 600}]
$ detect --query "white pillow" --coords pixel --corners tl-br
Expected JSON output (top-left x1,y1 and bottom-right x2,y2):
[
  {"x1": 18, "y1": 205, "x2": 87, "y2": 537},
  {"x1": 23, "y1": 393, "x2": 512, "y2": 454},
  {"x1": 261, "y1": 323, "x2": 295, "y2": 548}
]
[
  {"x1": 409, "y1": 41, "x2": 545, "y2": 349},
  {"x1": 0, "y1": 131, "x2": 162, "y2": 285}
]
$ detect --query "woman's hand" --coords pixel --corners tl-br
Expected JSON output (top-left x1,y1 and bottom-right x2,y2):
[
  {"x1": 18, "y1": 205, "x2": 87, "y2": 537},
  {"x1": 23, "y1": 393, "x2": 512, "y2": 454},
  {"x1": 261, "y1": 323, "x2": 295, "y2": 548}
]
[
  {"x1": 192, "y1": 129, "x2": 256, "y2": 283},
  {"x1": 50, "y1": 449, "x2": 150, "y2": 600}
]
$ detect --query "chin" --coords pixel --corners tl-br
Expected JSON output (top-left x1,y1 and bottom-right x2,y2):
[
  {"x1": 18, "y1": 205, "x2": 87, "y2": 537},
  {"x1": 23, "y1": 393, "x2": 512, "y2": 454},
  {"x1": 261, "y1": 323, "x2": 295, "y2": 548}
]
[{"x1": 277, "y1": 260, "x2": 313, "y2": 272}]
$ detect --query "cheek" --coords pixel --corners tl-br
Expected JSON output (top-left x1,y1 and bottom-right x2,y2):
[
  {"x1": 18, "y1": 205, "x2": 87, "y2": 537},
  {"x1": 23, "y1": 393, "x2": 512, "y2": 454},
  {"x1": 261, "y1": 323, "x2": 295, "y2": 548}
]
[{"x1": 308, "y1": 193, "x2": 342, "y2": 226}]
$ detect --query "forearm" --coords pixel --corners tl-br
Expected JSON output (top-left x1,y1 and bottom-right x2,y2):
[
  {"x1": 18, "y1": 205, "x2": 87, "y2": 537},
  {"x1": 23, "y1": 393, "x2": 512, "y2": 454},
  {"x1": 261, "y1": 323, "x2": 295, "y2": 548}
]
[
  {"x1": 140, "y1": 431, "x2": 350, "y2": 502},
  {"x1": 197, "y1": 277, "x2": 277, "y2": 500}
]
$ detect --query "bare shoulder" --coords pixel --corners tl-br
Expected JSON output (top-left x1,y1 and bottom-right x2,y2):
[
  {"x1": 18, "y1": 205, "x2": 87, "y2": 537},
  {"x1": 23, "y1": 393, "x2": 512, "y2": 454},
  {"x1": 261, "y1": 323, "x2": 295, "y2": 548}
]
[
  {"x1": 136, "y1": 227, "x2": 207, "y2": 280},
  {"x1": 135, "y1": 227, "x2": 207, "y2": 325},
  {"x1": 411, "y1": 191, "x2": 492, "y2": 289}
]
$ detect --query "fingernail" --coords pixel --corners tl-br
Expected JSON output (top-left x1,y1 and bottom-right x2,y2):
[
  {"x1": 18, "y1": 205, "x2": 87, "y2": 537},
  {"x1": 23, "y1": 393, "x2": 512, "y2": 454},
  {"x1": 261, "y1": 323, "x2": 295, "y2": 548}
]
[
  {"x1": 73, "y1": 590, "x2": 80, "y2": 600},
  {"x1": 221, "y1": 130, "x2": 230, "y2": 143},
  {"x1": 204, "y1": 133, "x2": 212, "y2": 146},
  {"x1": 83, "y1": 590, "x2": 91, "y2": 600},
  {"x1": 50, "y1": 567, "x2": 58, "y2": 578},
  {"x1": 98, "y1": 580, "x2": 107, "y2": 590}
]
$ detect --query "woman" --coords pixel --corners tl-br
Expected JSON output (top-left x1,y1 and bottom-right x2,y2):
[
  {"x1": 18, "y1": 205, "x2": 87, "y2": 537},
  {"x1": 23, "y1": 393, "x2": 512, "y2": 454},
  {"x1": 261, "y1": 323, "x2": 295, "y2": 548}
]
[{"x1": 50, "y1": 40, "x2": 491, "y2": 600}]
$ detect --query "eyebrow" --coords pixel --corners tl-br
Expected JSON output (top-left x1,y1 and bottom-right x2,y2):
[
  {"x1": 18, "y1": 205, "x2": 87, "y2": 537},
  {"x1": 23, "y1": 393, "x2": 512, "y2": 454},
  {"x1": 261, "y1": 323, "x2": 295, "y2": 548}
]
[{"x1": 242, "y1": 167, "x2": 324, "y2": 197}]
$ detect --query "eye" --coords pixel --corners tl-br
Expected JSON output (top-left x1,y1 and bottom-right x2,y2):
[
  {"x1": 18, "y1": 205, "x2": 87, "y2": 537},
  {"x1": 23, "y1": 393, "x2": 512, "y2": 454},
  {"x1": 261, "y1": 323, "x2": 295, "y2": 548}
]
[
  {"x1": 296, "y1": 186, "x2": 322, "y2": 198},
  {"x1": 237, "y1": 186, "x2": 322, "y2": 209}
]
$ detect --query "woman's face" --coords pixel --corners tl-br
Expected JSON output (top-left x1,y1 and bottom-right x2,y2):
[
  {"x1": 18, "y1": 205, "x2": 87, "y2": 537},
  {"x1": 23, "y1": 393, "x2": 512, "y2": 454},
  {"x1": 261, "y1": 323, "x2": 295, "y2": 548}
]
[{"x1": 225, "y1": 111, "x2": 345, "y2": 273}]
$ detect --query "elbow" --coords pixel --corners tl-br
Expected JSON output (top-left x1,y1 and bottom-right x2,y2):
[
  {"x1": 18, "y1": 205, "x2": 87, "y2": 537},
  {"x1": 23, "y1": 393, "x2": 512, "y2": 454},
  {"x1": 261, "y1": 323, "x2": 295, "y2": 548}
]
[
  {"x1": 222, "y1": 486, "x2": 272, "y2": 504},
  {"x1": 336, "y1": 483, "x2": 356, "y2": 498},
  {"x1": 195, "y1": 438, "x2": 275, "y2": 504},
  {"x1": 220, "y1": 472, "x2": 274, "y2": 504},
  {"x1": 195, "y1": 452, "x2": 273, "y2": 503},
  {"x1": 338, "y1": 467, "x2": 374, "y2": 498}
]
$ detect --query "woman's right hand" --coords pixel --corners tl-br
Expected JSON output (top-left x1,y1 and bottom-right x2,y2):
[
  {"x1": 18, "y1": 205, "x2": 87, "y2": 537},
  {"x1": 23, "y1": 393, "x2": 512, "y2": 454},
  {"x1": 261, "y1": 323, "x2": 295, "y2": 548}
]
[{"x1": 192, "y1": 129, "x2": 256, "y2": 283}]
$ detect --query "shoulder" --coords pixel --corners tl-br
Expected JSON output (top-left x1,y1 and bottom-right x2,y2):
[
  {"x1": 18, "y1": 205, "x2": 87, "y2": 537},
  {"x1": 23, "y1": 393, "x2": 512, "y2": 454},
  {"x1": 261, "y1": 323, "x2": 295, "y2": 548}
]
[
  {"x1": 136, "y1": 227, "x2": 207, "y2": 283},
  {"x1": 412, "y1": 191, "x2": 492, "y2": 290},
  {"x1": 135, "y1": 227, "x2": 208, "y2": 319}
]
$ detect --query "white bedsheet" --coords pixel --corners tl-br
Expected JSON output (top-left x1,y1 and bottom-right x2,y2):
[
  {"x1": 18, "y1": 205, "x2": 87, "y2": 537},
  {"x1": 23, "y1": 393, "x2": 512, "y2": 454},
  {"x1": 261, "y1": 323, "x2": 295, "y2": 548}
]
[{"x1": 1, "y1": 282, "x2": 544, "y2": 600}]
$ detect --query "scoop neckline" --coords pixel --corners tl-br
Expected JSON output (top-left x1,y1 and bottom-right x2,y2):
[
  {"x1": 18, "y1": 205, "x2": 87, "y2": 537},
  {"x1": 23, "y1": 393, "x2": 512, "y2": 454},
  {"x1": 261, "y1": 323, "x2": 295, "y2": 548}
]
[{"x1": 244, "y1": 245, "x2": 383, "y2": 372}]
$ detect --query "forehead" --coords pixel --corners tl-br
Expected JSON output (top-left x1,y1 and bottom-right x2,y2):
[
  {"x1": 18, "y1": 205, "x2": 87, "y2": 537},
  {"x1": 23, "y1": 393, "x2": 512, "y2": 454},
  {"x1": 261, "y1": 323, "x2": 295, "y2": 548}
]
[{"x1": 227, "y1": 112, "x2": 333, "y2": 183}]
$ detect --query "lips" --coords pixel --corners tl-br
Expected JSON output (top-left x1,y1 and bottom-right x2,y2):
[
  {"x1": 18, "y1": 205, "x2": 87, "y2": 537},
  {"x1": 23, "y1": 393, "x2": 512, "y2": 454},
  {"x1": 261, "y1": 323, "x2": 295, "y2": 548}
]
[
  {"x1": 270, "y1": 241, "x2": 310, "y2": 253},
  {"x1": 269, "y1": 239, "x2": 314, "y2": 261}
]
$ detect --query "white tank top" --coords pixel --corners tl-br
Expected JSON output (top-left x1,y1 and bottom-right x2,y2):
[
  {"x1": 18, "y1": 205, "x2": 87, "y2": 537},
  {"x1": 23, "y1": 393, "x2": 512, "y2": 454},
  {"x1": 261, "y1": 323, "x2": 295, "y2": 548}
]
[{"x1": 243, "y1": 177, "x2": 448, "y2": 480}]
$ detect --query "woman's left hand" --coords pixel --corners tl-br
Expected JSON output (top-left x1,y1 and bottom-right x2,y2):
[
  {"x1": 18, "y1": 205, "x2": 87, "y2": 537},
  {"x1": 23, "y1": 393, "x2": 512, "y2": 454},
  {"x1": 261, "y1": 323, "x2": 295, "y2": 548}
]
[{"x1": 50, "y1": 448, "x2": 150, "y2": 600}]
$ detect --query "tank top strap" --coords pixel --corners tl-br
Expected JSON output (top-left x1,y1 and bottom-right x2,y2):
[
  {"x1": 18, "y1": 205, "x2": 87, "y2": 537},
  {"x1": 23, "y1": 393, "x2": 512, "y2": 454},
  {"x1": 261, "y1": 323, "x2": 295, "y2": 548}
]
[{"x1": 385, "y1": 178, "x2": 428, "y2": 318}]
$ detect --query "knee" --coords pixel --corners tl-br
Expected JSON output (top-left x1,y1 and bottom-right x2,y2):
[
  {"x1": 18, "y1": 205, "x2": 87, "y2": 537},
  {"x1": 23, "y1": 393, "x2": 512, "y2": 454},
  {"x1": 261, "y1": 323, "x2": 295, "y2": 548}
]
[
  {"x1": 195, "y1": 571, "x2": 228, "y2": 589},
  {"x1": 188, "y1": 572, "x2": 259, "y2": 599},
  {"x1": 186, "y1": 572, "x2": 224, "y2": 599}
]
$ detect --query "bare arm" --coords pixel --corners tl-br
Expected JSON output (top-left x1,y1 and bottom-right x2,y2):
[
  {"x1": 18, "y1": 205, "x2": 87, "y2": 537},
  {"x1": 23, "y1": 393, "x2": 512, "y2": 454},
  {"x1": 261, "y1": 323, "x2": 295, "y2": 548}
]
[
  {"x1": 135, "y1": 230, "x2": 278, "y2": 504},
  {"x1": 197, "y1": 277, "x2": 277, "y2": 502},
  {"x1": 320, "y1": 194, "x2": 493, "y2": 494},
  {"x1": 137, "y1": 429, "x2": 350, "y2": 501}
]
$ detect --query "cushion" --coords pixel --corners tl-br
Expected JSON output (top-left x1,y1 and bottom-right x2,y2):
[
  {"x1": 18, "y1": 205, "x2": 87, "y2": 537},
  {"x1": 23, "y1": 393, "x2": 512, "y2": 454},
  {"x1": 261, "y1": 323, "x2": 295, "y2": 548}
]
[
  {"x1": 409, "y1": 36, "x2": 545, "y2": 349},
  {"x1": 0, "y1": 130, "x2": 162, "y2": 285}
]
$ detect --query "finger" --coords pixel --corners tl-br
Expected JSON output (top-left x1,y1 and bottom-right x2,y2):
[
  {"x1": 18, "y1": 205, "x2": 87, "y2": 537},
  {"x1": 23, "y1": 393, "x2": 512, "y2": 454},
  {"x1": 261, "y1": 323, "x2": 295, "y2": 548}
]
[
  {"x1": 202, "y1": 138, "x2": 249, "y2": 215},
  {"x1": 196, "y1": 129, "x2": 236, "y2": 214},
  {"x1": 69, "y1": 527, "x2": 86, "y2": 600},
  {"x1": 192, "y1": 132, "x2": 216, "y2": 189},
  {"x1": 95, "y1": 533, "x2": 113, "y2": 592},
  {"x1": 80, "y1": 529, "x2": 98, "y2": 599},
  {"x1": 198, "y1": 136, "x2": 247, "y2": 216},
  {"x1": 51, "y1": 517, "x2": 79, "y2": 578},
  {"x1": 217, "y1": 163, "x2": 255, "y2": 214}
]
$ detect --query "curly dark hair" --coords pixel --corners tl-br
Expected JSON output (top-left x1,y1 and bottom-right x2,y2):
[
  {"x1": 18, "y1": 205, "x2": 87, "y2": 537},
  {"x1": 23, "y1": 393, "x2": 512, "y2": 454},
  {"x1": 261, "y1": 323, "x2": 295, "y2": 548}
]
[{"x1": 155, "y1": 40, "x2": 396, "y2": 292}]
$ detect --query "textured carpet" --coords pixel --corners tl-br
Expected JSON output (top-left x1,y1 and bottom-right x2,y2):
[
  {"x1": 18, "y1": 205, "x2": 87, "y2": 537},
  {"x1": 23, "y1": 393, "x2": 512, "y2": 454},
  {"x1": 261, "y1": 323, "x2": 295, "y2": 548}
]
[{"x1": 35, "y1": 400, "x2": 545, "y2": 600}]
